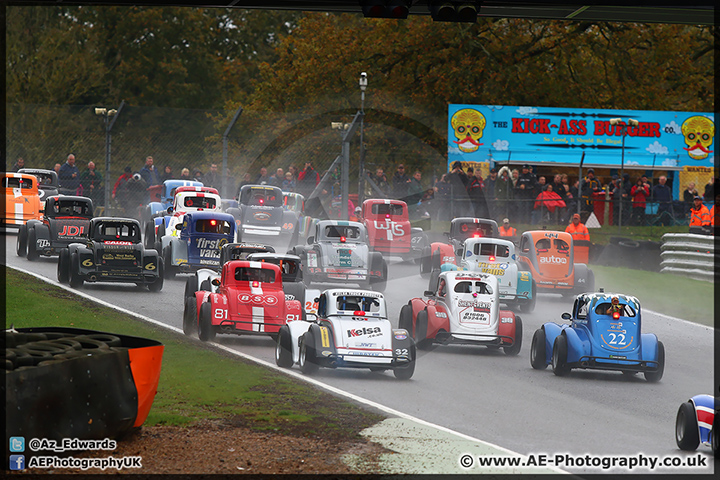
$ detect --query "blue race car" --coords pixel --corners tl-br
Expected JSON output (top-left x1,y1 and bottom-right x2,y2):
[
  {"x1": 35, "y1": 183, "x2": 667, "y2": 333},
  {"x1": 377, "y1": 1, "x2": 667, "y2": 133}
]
[
  {"x1": 159, "y1": 211, "x2": 236, "y2": 279},
  {"x1": 530, "y1": 291, "x2": 665, "y2": 382}
]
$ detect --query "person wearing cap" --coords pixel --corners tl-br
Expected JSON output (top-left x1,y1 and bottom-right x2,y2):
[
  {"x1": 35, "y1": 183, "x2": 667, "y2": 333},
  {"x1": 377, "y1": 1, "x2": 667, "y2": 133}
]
[
  {"x1": 352, "y1": 205, "x2": 362, "y2": 222},
  {"x1": 514, "y1": 164, "x2": 537, "y2": 224},
  {"x1": 689, "y1": 195, "x2": 710, "y2": 228},
  {"x1": 565, "y1": 213, "x2": 590, "y2": 241},
  {"x1": 580, "y1": 168, "x2": 601, "y2": 213},
  {"x1": 499, "y1": 218, "x2": 516, "y2": 237}
]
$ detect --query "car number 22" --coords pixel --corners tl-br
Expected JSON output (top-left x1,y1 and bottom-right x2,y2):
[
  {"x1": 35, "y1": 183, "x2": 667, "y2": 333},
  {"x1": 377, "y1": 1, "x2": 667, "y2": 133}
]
[{"x1": 603, "y1": 332, "x2": 628, "y2": 348}]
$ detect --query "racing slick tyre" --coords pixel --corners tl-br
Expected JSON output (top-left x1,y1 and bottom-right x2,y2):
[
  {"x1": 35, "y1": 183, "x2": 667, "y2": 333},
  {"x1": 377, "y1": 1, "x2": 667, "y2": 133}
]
[
  {"x1": 530, "y1": 328, "x2": 548, "y2": 370},
  {"x1": 26, "y1": 228, "x2": 39, "y2": 261},
  {"x1": 586, "y1": 269, "x2": 595, "y2": 293},
  {"x1": 415, "y1": 309, "x2": 433, "y2": 351},
  {"x1": 519, "y1": 280, "x2": 537, "y2": 313},
  {"x1": 398, "y1": 304, "x2": 414, "y2": 335},
  {"x1": 298, "y1": 331, "x2": 319, "y2": 375},
  {"x1": 16, "y1": 224, "x2": 28, "y2": 257},
  {"x1": 68, "y1": 252, "x2": 84, "y2": 289},
  {"x1": 144, "y1": 222, "x2": 156, "y2": 249},
  {"x1": 675, "y1": 401, "x2": 700, "y2": 451},
  {"x1": 431, "y1": 249, "x2": 442, "y2": 271},
  {"x1": 419, "y1": 246, "x2": 432, "y2": 278},
  {"x1": 503, "y1": 315, "x2": 523, "y2": 356},
  {"x1": 275, "y1": 326, "x2": 293, "y2": 368},
  {"x1": 393, "y1": 341, "x2": 416, "y2": 380},
  {"x1": 197, "y1": 302, "x2": 216, "y2": 342},
  {"x1": 428, "y1": 269, "x2": 440, "y2": 293},
  {"x1": 199, "y1": 279, "x2": 211, "y2": 292},
  {"x1": 370, "y1": 255, "x2": 388, "y2": 293},
  {"x1": 148, "y1": 258, "x2": 164, "y2": 292},
  {"x1": 157, "y1": 222, "x2": 166, "y2": 241},
  {"x1": 57, "y1": 248, "x2": 70, "y2": 284},
  {"x1": 300, "y1": 255, "x2": 313, "y2": 288},
  {"x1": 551, "y1": 334, "x2": 570, "y2": 376},
  {"x1": 184, "y1": 276, "x2": 199, "y2": 302},
  {"x1": 163, "y1": 247, "x2": 176, "y2": 280},
  {"x1": 644, "y1": 341, "x2": 665, "y2": 383},
  {"x1": 183, "y1": 297, "x2": 198, "y2": 336}
]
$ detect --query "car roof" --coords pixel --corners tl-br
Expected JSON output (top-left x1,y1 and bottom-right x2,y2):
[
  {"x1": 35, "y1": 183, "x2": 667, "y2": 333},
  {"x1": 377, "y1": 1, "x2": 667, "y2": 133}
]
[
  {"x1": 316, "y1": 219, "x2": 365, "y2": 229},
  {"x1": 464, "y1": 237, "x2": 515, "y2": 249},
  {"x1": 185, "y1": 211, "x2": 235, "y2": 221},
  {"x1": 362, "y1": 198, "x2": 407, "y2": 206},
  {"x1": 523, "y1": 230, "x2": 573, "y2": 241},
  {"x1": 246, "y1": 253, "x2": 301, "y2": 262},
  {"x1": 323, "y1": 288, "x2": 384, "y2": 300},
  {"x1": 224, "y1": 260, "x2": 281, "y2": 271},
  {"x1": 92, "y1": 216, "x2": 139, "y2": 226},
  {"x1": 581, "y1": 292, "x2": 640, "y2": 306},
  {"x1": 440, "y1": 270, "x2": 499, "y2": 286}
]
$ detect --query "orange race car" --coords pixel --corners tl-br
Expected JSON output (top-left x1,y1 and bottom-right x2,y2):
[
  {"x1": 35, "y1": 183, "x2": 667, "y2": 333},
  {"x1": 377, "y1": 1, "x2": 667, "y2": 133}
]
[
  {"x1": 517, "y1": 230, "x2": 594, "y2": 297},
  {"x1": 2, "y1": 172, "x2": 42, "y2": 228}
]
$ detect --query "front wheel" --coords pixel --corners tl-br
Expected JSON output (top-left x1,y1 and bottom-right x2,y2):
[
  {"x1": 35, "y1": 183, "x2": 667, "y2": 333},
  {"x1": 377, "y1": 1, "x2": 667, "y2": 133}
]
[
  {"x1": 26, "y1": 228, "x2": 39, "y2": 261},
  {"x1": 184, "y1": 275, "x2": 199, "y2": 302},
  {"x1": 163, "y1": 247, "x2": 176, "y2": 279},
  {"x1": 551, "y1": 334, "x2": 570, "y2": 376},
  {"x1": 68, "y1": 252, "x2": 84, "y2": 288},
  {"x1": 503, "y1": 315, "x2": 523, "y2": 356},
  {"x1": 398, "y1": 304, "x2": 413, "y2": 335},
  {"x1": 675, "y1": 401, "x2": 700, "y2": 451},
  {"x1": 275, "y1": 326, "x2": 293, "y2": 368},
  {"x1": 530, "y1": 328, "x2": 547, "y2": 370},
  {"x1": 147, "y1": 258, "x2": 164, "y2": 292},
  {"x1": 644, "y1": 341, "x2": 665, "y2": 383},
  {"x1": 415, "y1": 309, "x2": 433, "y2": 351},
  {"x1": 197, "y1": 302, "x2": 216, "y2": 342},
  {"x1": 144, "y1": 222, "x2": 156, "y2": 249},
  {"x1": 298, "y1": 331, "x2": 319, "y2": 375},
  {"x1": 16, "y1": 225, "x2": 28, "y2": 257}
]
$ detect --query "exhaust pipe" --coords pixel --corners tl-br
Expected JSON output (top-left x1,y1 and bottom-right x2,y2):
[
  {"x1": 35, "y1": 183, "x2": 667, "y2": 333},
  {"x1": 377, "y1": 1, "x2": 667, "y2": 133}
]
[{"x1": 88, "y1": 275, "x2": 97, "y2": 282}]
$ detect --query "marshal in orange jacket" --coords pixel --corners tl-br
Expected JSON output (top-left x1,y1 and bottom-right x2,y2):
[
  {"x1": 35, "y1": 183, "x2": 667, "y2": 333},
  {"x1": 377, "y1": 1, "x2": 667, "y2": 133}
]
[{"x1": 565, "y1": 222, "x2": 590, "y2": 241}]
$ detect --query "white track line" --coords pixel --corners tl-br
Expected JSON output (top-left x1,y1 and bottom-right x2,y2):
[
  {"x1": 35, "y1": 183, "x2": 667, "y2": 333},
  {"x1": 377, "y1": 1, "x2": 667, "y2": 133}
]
[{"x1": 10, "y1": 265, "x2": 573, "y2": 472}]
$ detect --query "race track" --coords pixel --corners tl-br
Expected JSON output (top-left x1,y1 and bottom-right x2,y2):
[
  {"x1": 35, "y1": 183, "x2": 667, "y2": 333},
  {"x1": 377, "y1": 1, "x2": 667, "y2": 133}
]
[{"x1": 4, "y1": 232, "x2": 715, "y2": 474}]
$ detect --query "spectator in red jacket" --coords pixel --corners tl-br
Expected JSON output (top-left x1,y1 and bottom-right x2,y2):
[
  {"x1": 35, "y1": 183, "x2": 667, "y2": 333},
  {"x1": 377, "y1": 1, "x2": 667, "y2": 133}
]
[{"x1": 630, "y1": 177, "x2": 650, "y2": 226}]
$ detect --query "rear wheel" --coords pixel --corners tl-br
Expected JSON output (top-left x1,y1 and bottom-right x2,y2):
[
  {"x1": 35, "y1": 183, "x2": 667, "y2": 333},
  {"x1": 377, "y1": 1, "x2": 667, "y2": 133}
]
[
  {"x1": 370, "y1": 255, "x2": 387, "y2": 293},
  {"x1": 298, "y1": 331, "x2": 319, "y2": 375},
  {"x1": 197, "y1": 302, "x2": 216, "y2": 342},
  {"x1": 519, "y1": 280, "x2": 537, "y2": 313},
  {"x1": 184, "y1": 276, "x2": 199, "y2": 302},
  {"x1": 675, "y1": 401, "x2": 700, "y2": 451},
  {"x1": 144, "y1": 222, "x2": 156, "y2": 249},
  {"x1": 551, "y1": 334, "x2": 570, "y2": 376},
  {"x1": 419, "y1": 246, "x2": 431, "y2": 277},
  {"x1": 16, "y1": 225, "x2": 28, "y2": 257},
  {"x1": 26, "y1": 228, "x2": 39, "y2": 261},
  {"x1": 163, "y1": 247, "x2": 176, "y2": 279},
  {"x1": 503, "y1": 315, "x2": 523, "y2": 356},
  {"x1": 644, "y1": 341, "x2": 665, "y2": 383},
  {"x1": 275, "y1": 326, "x2": 293, "y2": 368},
  {"x1": 530, "y1": 328, "x2": 547, "y2": 369},
  {"x1": 183, "y1": 297, "x2": 198, "y2": 336},
  {"x1": 57, "y1": 249, "x2": 70, "y2": 284},
  {"x1": 147, "y1": 258, "x2": 164, "y2": 292}
]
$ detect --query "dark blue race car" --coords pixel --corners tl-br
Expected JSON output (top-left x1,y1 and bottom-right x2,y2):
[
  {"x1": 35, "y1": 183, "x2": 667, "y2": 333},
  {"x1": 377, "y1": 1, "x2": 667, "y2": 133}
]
[{"x1": 530, "y1": 291, "x2": 665, "y2": 382}]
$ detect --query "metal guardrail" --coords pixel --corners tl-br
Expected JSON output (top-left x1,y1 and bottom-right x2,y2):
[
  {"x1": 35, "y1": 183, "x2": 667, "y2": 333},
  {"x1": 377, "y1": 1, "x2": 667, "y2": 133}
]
[{"x1": 660, "y1": 233, "x2": 716, "y2": 282}]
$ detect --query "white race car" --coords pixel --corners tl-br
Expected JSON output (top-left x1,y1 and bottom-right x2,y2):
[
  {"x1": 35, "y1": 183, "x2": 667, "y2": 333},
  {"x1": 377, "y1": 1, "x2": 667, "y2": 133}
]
[{"x1": 274, "y1": 289, "x2": 416, "y2": 380}]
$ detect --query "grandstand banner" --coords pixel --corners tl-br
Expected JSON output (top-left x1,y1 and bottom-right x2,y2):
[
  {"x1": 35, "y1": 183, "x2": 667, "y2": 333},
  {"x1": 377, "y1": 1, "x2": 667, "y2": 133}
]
[{"x1": 447, "y1": 105, "x2": 715, "y2": 171}]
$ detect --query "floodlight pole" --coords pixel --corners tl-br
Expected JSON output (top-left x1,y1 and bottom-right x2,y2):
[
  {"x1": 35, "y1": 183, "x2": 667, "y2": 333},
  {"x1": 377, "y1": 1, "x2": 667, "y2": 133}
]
[
  {"x1": 222, "y1": 105, "x2": 243, "y2": 199},
  {"x1": 357, "y1": 73, "x2": 368, "y2": 206},
  {"x1": 98, "y1": 100, "x2": 125, "y2": 212}
]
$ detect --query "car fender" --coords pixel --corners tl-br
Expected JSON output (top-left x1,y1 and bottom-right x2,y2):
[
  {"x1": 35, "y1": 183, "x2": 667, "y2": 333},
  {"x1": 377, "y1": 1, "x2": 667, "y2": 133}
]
[
  {"x1": 516, "y1": 270, "x2": 533, "y2": 298},
  {"x1": 541, "y1": 322, "x2": 565, "y2": 364},
  {"x1": 285, "y1": 299, "x2": 303, "y2": 323},
  {"x1": 425, "y1": 303, "x2": 449, "y2": 338},
  {"x1": 497, "y1": 309, "x2": 516, "y2": 343},
  {"x1": 196, "y1": 268, "x2": 218, "y2": 290},
  {"x1": 430, "y1": 242, "x2": 457, "y2": 266},
  {"x1": 26, "y1": 219, "x2": 43, "y2": 229},
  {"x1": 202, "y1": 292, "x2": 228, "y2": 326},
  {"x1": 564, "y1": 327, "x2": 591, "y2": 364},
  {"x1": 688, "y1": 394, "x2": 715, "y2": 446},
  {"x1": 287, "y1": 320, "x2": 313, "y2": 363},
  {"x1": 391, "y1": 328, "x2": 413, "y2": 360},
  {"x1": 142, "y1": 249, "x2": 160, "y2": 271},
  {"x1": 76, "y1": 245, "x2": 95, "y2": 273},
  {"x1": 639, "y1": 333, "x2": 659, "y2": 363},
  {"x1": 306, "y1": 323, "x2": 336, "y2": 363},
  {"x1": 573, "y1": 263, "x2": 589, "y2": 292},
  {"x1": 164, "y1": 237, "x2": 186, "y2": 265},
  {"x1": 281, "y1": 210, "x2": 299, "y2": 230},
  {"x1": 148, "y1": 202, "x2": 165, "y2": 217}
]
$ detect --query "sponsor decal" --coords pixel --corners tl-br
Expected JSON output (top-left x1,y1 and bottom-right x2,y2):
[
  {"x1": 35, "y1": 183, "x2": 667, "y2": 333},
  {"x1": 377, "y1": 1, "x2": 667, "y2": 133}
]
[
  {"x1": 539, "y1": 255, "x2": 568, "y2": 264},
  {"x1": 394, "y1": 333, "x2": 407, "y2": 340},
  {"x1": 500, "y1": 316, "x2": 514, "y2": 324},
  {"x1": 373, "y1": 219, "x2": 406, "y2": 239},
  {"x1": 348, "y1": 351, "x2": 382, "y2": 356},
  {"x1": 435, "y1": 312, "x2": 447, "y2": 318},
  {"x1": 462, "y1": 311, "x2": 488, "y2": 321},
  {"x1": 36, "y1": 239, "x2": 51, "y2": 248},
  {"x1": 457, "y1": 300, "x2": 491, "y2": 309},
  {"x1": 320, "y1": 326, "x2": 330, "y2": 348},
  {"x1": 237, "y1": 293, "x2": 279, "y2": 305},
  {"x1": 199, "y1": 259, "x2": 220, "y2": 265},
  {"x1": 103, "y1": 241, "x2": 132, "y2": 245},
  {"x1": 442, "y1": 255, "x2": 455, "y2": 263},
  {"x1": 253, "y1": 212, "x2": 271, "y2": 221},
  {"x1": 347, "y1": 326, "x2": 382, "y2": 337},
  {"x1": 58, "y1": 225, "x2": 85, "y2": 237},
  {"x1": 356, "y1": 342, "x2": 377, "y2": 348},
  {"x1": 285, "y1": 294, "x2": 296, "y2": 301},
  {"x1": 543, "y1": 232, "x2": 559, "y2": 238},
  {"x1": 519, "y1": 271, "x2": 530, "y2": 281}
]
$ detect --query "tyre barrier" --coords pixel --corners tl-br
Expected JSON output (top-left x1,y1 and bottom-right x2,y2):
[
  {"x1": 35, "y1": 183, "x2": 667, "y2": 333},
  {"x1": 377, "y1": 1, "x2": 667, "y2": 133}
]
[
  {"x1": 595, "y1": 236, "x2": 662, "y2": 272},
  {"x1": 660, "y1": 233, "x2": 716, "y2": 282},
  {"x1": 4, "y1": 327, "x2": 164, "y2": 460}
]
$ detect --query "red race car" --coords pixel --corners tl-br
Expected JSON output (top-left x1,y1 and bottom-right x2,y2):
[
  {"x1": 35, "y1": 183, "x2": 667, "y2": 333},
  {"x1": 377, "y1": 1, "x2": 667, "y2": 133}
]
[
  {"x1": 362, "y1": 198, "x2": 427, "y2": 261},
  {"x1": 183, "y1": 260, "x2": 303, "y2": 342}
]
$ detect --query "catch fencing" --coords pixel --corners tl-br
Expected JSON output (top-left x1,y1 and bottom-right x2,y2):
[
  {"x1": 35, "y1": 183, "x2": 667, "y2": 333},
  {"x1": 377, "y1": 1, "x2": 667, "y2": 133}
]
[{"x1": 659, "y1": 233, "x2": 716, "y2": 282}]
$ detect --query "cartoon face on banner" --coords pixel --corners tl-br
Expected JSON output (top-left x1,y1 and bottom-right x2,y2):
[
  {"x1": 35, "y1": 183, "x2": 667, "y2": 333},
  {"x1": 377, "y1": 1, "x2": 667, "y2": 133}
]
[
  {"x1": 681, "y1": 116, "x2": 714, "y2": 160},
  {"x1": 451, "y1": 108, "x2": 486, "y2": 153}
]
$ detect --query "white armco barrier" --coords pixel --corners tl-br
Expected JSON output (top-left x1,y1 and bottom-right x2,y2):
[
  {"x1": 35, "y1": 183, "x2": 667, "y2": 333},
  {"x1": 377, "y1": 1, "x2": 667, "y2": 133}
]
[{"x1": 660, "y1": 233, "x2": 716, "y2": 282}]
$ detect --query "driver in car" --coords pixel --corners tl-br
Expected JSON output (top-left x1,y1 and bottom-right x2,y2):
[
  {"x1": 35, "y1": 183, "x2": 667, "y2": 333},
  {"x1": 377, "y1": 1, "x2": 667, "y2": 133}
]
[{"x1": 605, "y1": 296, "x2": 626, "y2": 316}]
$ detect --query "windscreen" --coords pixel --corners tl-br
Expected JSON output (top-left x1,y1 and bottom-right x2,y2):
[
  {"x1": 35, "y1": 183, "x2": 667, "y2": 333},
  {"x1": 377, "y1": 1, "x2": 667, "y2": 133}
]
[
  {"x1": 54, "y1": 200, "x2": 92, "y2": 217},
  {"x1": 5, "y1": 177, "x2": 33, "y2": 189},
  {"x1": 474, "y1": 243, "x2": 509, "y2": 257},
  {"x1": 324, "y1": 225, "x2": 361, "y2": 239},
  {"x1": 453, "y1": 281, "x2": 493, "y2": 295},
  {"x1": 241, "y1": 187, "x2": 282, "y2": 207},
  {"x1": 371, "y1": 203, "x2": 404, "y2": 216},
  {"x1": 234, "y1": 267, "x2": 276, "y2": 283},
  {"x1": 98, "y1": 222, "x2": 139, "y2": 242},
  {"x1": 195, "y1": 219, "x2": 232, "y2": 234},
  {"x1": 455, "y1": 221, "x2": 493, "y2": 239},
  {"x1": 335, "y1": 295, "x2": 381, "y2": 313},
  {"x1": 184, "y1": 196, "x2": 216, "y2": 209}
]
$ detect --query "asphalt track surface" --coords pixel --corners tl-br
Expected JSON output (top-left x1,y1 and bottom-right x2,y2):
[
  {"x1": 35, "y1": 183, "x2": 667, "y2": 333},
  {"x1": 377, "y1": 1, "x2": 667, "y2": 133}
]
[{"x1": 4, "y1": 233, "x2": 715, "y2": 475}]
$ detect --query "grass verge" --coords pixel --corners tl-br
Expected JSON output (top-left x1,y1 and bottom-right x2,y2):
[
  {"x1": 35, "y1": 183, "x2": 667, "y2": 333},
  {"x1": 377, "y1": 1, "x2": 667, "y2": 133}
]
[
  {"x1": 590, "y1": 264, "x2": 713, "y2": 326},
  {"x1": 4, "y1": 267, "x2": 385, "y2": 438}
]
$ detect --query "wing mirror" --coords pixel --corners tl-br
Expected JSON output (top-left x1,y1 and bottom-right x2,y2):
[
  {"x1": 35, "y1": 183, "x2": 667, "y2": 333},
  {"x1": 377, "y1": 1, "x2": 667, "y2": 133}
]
[
  {"x1": 306, "y1": 236, "x2": 314, "y2": 244},
  {"x1": 455, "y1": 248, "x2": 463, "y2": 256},
  {"x1": 211, "y1": 278, "x2": 221, "y2": 287},
  {"x1": 175, "y1": 223, "x2": 183, "y2": 230},
  {"x1": 561, "y1": 312, "x2": 572, "y2": 321},
  {"x1": 424, "y1": 290, "x2": 434, "y2": 297},
  {"x1": 167, "y1": 206, "x2": 173, "y2": 214}
]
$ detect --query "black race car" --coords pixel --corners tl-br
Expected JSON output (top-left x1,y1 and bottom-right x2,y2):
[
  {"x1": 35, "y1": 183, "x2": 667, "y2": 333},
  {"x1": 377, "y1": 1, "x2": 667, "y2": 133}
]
[
  {"x1": 58, "y1": 217, "x2": 163, "y2": 291},
  {"x1": 18, "y1": 168, "x2": 60, "y2": 202},
  {"x1": 16, "y1": 196, "x2": 94, "y2": 261}
]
